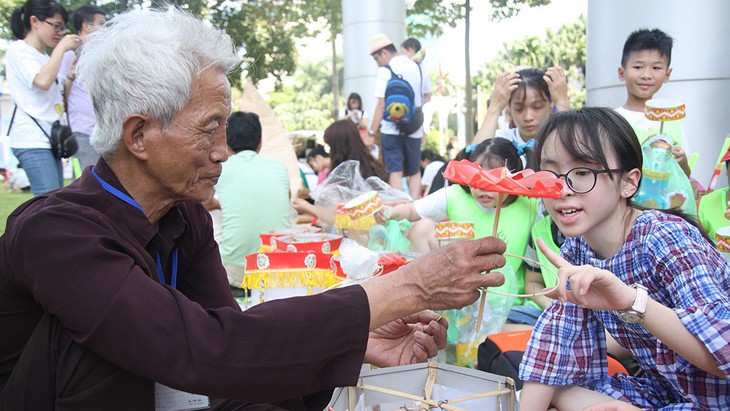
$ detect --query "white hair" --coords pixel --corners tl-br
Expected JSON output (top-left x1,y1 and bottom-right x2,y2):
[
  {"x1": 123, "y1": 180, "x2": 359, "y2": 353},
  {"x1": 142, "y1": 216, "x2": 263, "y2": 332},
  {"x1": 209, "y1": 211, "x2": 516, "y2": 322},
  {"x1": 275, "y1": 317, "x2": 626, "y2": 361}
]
[{"x1": 77, "y1": 7, "x2": 241, "y2": 158}]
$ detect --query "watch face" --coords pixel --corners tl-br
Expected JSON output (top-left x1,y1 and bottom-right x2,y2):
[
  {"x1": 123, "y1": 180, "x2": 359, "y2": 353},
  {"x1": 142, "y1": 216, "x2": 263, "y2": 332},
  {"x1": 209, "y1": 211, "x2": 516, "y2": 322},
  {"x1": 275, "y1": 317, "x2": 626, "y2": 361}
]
[{"x1": 620, "y1": 311, "x2": 643, "y2": 324}]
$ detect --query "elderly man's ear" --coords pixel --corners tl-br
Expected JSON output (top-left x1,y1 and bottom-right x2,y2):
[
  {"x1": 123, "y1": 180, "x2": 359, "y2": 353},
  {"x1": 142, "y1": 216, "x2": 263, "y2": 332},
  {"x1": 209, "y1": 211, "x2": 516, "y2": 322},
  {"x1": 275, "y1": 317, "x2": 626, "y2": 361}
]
[{"x1": 122, "y1": 114, "x2": 151, "y2": 161}]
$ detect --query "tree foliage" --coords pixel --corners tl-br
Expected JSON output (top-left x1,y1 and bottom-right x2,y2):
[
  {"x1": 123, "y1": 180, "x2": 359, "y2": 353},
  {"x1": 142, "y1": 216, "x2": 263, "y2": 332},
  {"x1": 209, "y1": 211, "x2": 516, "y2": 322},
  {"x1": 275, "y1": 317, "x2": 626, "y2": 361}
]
[
  {"x1": 270, "y1": 56, "x2": 342, "y2": 132},
  {"x1": 406, "y1": 0, "x2": 464, "y2": 38},
  {"x1": 487, "y1": 0, "x2": 552, "y2": 21},
  {"x1": 474, "y1": 15, "x2": 586, "y2": 109},
  {"x1": 0, "y1": 0, "x2": 301, "y2": 88}
]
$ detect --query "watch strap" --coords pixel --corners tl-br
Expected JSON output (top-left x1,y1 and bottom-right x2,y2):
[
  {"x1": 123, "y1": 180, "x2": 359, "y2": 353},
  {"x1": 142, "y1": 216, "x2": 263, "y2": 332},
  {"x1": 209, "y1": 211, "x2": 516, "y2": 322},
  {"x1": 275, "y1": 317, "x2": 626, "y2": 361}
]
[{"x1": 630, "y1": 283, "x2": 648, "y2": 314}]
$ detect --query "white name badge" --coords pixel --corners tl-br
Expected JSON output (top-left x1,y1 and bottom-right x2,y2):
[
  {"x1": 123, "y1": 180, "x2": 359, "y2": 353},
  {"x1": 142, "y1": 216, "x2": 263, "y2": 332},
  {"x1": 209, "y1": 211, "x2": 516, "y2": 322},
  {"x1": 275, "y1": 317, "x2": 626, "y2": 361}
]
[{"x1": 154, "y1": 382, "x2": 210, "y2": 411}]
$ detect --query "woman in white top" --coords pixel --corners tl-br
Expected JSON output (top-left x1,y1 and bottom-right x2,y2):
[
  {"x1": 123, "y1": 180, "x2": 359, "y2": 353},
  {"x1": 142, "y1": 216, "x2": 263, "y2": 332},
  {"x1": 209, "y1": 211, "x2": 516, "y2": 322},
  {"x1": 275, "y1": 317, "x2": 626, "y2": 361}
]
[
  {"x1": 6, "y1": 0, "x2": 80, "y2": 195},
  {"x1": 339, "y1": 92, "x2": 369, "y2": 130}
]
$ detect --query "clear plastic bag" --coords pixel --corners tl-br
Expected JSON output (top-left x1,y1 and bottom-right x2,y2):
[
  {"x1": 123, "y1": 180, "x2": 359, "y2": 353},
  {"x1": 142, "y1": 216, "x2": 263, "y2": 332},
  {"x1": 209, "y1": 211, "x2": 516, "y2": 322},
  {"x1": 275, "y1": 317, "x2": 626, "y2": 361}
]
[
  {"x1": 439, "y1": 263, "x2": 517, "y2": 368},
  {"x1": 310, "y1": 161, "x2": 411, "y2": 246}
]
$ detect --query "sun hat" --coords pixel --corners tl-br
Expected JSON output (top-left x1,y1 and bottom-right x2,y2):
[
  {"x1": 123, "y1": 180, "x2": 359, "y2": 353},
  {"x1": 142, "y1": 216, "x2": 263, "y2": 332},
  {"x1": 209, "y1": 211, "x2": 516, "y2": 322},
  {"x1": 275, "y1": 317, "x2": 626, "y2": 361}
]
[{"x1": 370, "y1": 33, "x2": 394, "y2": 55}]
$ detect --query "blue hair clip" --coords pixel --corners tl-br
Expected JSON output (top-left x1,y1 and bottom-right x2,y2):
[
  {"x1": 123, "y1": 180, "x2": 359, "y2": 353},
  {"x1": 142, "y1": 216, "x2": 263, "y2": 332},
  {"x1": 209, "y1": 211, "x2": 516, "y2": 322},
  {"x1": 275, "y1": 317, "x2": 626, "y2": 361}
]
[
  {"x1": 465, "y1": 143, "x2": 479, "y2": 154},
  {"x1": 513, "y1": 139, "x2": 536, "y2": 156}
]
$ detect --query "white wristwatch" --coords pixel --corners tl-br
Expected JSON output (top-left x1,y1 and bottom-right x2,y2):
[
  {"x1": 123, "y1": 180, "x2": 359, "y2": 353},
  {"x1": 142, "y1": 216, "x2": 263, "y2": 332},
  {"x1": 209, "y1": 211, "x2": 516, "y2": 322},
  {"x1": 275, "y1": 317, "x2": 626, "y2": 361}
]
[{"x1": 619, "y1": 283, "x2": 648, "y2": 324}]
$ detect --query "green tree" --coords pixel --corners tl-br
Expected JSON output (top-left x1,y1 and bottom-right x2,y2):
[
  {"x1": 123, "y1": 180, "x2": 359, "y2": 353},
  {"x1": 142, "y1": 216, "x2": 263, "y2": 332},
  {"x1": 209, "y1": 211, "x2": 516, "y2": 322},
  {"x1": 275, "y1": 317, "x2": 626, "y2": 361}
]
[
  {"x1": 405, "y1": 0, "x2": 551, "y2": 141},
  {"x1": 269, "y1": 56, "x2": 341, "y2": 132},
  {"x1": 1, "y1": 0, "x2": 300, "y2": 89},
  {"x1": 296, "y1": 0, "x2": 342, "y2": 121},
  {"x1": 474, "y1": 15, "x2": 586, "y2": 109}
]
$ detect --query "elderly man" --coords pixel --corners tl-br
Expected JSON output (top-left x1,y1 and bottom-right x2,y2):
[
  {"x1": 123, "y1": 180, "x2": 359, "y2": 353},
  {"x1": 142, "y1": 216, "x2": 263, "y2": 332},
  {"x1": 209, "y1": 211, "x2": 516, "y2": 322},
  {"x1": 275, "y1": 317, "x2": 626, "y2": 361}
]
[{"x1": 0, "y1": 7, "x2": 506, "y2": 410}]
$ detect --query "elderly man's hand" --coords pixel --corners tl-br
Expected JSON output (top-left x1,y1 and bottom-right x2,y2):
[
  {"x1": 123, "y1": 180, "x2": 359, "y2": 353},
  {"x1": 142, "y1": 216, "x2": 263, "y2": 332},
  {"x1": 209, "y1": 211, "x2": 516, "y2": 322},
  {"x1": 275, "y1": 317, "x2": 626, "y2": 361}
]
[
  {"x1": 361, "y1": 236, "x2": 505, "y2": 330},
  {"x1": 363, "y1": 311, "x2": 447, "y2": 367},
  {"x1": 404, "y1": 236, "x2": 506, "y2": 311}
]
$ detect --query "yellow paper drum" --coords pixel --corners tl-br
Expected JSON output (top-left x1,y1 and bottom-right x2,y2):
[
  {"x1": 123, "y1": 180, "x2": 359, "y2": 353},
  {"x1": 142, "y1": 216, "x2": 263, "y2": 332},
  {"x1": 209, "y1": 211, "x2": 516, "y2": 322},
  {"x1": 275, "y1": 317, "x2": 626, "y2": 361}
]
[
  {"x1": 434, "y1": 221, "x2": 475, "y2": 243},
  {"x1": 343, "y1": 191, "x2": 383, "y2": 220},
  {"x1": 716, "y1": 226, "x2": 730, "y2": 252},
  {"x1": 644, "y1": 98, "x2": 686, "y2": 121}
]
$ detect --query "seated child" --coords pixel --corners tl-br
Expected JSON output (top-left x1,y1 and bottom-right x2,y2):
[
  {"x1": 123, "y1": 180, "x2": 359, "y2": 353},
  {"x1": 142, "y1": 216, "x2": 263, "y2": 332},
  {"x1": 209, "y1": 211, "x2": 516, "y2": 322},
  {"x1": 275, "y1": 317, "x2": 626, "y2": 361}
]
[
  {"x1": 519, "y1": 107, "x2": 730, "y2": 411},
  {"x1": 383, "y1": 138, "x2": 544, "y2": 327},
  {"x1": 306, "y1": 144, "x2": 331, "y2": 185}
]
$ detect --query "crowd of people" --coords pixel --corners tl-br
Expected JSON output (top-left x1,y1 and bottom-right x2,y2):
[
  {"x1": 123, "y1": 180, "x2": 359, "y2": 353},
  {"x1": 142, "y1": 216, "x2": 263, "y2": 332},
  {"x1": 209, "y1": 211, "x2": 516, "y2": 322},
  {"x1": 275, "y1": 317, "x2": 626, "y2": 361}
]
[{"x1": 1, "y1": 1, "x2": 729, "y2": 410}]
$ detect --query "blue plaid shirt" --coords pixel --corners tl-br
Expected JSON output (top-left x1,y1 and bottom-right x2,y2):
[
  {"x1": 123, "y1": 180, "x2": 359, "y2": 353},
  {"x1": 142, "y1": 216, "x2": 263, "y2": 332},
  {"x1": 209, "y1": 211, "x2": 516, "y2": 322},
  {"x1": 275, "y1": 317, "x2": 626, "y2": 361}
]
[{"x1": 519, "y1": 210, "x2": 730, "y2": 410}]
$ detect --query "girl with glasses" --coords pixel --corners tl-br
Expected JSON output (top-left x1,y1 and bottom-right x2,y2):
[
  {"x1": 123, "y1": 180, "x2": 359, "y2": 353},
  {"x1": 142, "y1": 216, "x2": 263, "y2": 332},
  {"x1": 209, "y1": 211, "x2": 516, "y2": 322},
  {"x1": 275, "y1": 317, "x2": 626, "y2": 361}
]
[
  {"x1": 519, "y1": 107, "x2": 730, "y2": 410},
  {"x1": 6, "y1": 0, "x2": 80, "y2": 195}
]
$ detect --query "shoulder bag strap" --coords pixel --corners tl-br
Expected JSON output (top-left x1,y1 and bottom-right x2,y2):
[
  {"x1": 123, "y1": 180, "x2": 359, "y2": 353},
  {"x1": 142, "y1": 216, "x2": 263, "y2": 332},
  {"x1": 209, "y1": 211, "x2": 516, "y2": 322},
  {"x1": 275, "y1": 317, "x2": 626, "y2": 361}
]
[
  {"x1": 17, "y1": 106, "x2": 55, "y2": 148},
  {"x1": 416, "y1": 63, "x2": 424, "y2": 101},
  {"x1": 7, "y1": 105, "x2": 18, "y2": 136},
  {"x1": 8, "y1": 104, "x2": 53, "y2": 144}
]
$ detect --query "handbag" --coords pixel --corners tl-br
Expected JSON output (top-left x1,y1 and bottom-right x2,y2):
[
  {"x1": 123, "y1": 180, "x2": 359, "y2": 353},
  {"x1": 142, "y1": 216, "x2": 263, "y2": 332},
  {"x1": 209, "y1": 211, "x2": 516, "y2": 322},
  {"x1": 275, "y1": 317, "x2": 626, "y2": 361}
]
[{"x1": 7, "y1": 105, "x2": 78, "y2": 159}]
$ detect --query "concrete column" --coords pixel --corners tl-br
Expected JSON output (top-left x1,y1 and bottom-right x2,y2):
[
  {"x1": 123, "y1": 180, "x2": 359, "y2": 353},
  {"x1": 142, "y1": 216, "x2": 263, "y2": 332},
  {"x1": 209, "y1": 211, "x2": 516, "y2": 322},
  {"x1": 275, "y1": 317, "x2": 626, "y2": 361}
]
[
  {"x1": 587, "y1": 0, "x2": 730, "y2": 187},
  {"x1": 342, "y1": 0, "x2": 406, "y2": 127}
]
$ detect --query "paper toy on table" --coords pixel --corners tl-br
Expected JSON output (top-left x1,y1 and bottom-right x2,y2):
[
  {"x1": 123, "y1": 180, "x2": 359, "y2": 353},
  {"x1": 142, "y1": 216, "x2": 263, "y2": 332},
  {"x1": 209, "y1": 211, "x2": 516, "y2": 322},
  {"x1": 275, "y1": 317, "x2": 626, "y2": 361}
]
[
  {"x1": 241, "y1": 251, "x2": 340, "y2": 308},
  {"x1": 442, "y1": 159, "x2": 564, "y2": 333},
  {"x1": 327, "y1": 361, "x2": 516, "y2": 411}
]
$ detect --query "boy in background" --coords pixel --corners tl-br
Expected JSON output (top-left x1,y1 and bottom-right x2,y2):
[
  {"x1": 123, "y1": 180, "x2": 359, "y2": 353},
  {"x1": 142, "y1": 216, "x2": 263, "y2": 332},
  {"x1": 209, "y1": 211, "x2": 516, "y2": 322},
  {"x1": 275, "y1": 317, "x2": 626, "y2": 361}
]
[{"x1": 615, "y1": 28, "x2": 691, "y2": 177}]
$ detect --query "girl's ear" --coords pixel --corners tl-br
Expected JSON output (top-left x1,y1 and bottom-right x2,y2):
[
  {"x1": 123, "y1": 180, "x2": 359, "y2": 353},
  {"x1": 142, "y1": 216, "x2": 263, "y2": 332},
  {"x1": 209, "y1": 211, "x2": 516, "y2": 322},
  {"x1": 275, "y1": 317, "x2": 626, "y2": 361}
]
[{"x1": 621, "y1": 168, "x2": 641, "y2": 198}]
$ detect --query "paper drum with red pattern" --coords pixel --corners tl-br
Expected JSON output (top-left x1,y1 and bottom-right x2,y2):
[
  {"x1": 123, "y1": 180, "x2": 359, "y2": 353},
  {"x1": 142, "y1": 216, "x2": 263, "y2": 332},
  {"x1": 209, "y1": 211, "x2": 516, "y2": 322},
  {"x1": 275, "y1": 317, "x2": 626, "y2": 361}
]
[
  {"x1": 273, "y1": 232, "x2": 343, "y2": 254},
  {"x1": 434, "y1": 221, "x2": 475, "y2": 240},
  {"x1": 343, "y1": 191, "x2": 383, "y2": 220},
  {"x1": 644, "y1": 98, "x2": 686, "y2": 122},
  {"x1": 716, "y1": 226, "x2": 730, "y2": 252}
]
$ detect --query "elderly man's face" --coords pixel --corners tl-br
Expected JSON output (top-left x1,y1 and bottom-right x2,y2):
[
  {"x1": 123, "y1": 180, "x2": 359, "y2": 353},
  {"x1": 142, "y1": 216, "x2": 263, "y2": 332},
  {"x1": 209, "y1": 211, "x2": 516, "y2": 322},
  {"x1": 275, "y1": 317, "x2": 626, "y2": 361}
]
[{"x1": 143, "y1": 68, "x2": 231, "y2": 204}]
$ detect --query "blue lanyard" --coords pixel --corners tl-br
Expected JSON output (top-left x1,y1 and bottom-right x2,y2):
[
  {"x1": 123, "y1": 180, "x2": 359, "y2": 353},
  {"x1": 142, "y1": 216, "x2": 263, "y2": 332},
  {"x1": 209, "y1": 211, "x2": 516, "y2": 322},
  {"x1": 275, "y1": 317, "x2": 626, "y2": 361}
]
[{"x1": 91, "y1": 166, "x2": 178, "y2": 288}]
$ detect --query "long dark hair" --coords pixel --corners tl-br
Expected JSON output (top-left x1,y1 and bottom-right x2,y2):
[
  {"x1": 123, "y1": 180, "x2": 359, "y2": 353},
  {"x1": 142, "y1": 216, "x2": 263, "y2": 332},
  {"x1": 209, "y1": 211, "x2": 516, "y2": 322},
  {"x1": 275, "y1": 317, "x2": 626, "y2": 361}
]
[
  {"x1": 324, "y1": 120, "x2": 387, "y2": 181},
  {"x1": 535, "y1": 107, "x2": 711, "y2": 243},
  {"x1": 11, "y1": 0, "x2": 68, "y2": 40}
]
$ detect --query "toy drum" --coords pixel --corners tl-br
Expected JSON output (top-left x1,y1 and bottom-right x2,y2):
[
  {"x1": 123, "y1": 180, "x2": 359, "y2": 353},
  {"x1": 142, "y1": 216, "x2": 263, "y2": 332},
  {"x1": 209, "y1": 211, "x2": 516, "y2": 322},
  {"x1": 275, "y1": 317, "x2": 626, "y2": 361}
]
[
  {"x1": 716, "y1": 226, "x2": 730, "y2": 252},
  {"x1": 725, "y1": 201, "x2": 730, "y2": 220},
  {"x1": 273, "y1": 232, "x2": 343, "y2": 254},
  {"x1": 343, "y1": 191, "x2": 383, "y2": 220},
  {"x1": 435, "y1": 221, "x2": 475, "y2": 244},
  {"x1": 644, "y1": 99, "x2": 686, "y2": 122},
  {"x1": 260, "y1": 227, "x2": 322, "y2": 249},
  {"x1": 241, "y1": 251, "x2": 339, "y2": 308}
]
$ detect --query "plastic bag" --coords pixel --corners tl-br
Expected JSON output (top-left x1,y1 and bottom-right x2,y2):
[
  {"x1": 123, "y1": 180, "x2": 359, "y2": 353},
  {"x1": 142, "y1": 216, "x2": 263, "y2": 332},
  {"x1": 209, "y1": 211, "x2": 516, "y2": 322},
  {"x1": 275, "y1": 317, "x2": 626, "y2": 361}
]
[
  {"x1": 368, "y1": 220, "x2": 411, "y2": 251},
  {"x1": 310, "y1": 160, "x2": 411, "y2": 212},
  {"x1": 634, "y1": 136, "x2": 697, "y2": 216},
  {"x1": 338, "y1": 239, "x2": 380, "y2": 281},
  {"x1": 310, "y1": 161, "x2": 411, "y2": 246},
  {"x1": 438, "y1": 263, "x2": 517, "y2": 368}
]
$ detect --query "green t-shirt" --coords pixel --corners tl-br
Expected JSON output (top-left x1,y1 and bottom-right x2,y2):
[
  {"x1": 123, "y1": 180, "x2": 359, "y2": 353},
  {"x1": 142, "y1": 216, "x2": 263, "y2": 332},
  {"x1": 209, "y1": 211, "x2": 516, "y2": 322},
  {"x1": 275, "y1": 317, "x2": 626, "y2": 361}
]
[{"x1": 216, "y1": 150, "x2": 291, "y2": 267}]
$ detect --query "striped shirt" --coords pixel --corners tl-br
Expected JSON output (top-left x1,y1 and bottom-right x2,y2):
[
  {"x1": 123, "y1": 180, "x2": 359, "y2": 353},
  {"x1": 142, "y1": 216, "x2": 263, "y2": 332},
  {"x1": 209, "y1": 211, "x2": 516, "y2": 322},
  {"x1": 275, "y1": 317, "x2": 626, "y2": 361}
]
[{"x1": 519, "y1": 210, "x2": 730, "y2": 410}]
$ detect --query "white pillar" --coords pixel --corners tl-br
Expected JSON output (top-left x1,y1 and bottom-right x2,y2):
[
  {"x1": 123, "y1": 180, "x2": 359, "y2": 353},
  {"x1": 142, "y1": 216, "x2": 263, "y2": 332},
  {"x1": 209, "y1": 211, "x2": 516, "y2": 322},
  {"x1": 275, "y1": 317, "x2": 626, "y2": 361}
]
[
  {"x1": 587, "y1": 0, "x2": 730, "y2": 188},
  {"x1": 342, "y1": 0, "x2": 406, "y2": 124}
]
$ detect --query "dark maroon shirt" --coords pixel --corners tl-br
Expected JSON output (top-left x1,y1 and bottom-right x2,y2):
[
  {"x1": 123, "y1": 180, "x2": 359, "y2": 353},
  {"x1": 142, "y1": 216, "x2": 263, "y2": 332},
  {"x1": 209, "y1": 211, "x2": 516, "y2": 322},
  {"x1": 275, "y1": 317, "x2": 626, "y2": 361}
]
[{"x1": 0, "y1": 159, "x2": 370, "y2": 403}]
